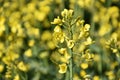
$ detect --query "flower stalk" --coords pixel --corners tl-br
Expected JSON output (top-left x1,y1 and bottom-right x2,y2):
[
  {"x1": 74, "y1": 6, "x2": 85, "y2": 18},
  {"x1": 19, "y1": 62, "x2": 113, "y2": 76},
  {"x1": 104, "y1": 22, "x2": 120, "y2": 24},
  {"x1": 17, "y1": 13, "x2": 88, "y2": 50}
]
[{"x1": 68, "y1": 48, "x2": 73, "y2": 80}]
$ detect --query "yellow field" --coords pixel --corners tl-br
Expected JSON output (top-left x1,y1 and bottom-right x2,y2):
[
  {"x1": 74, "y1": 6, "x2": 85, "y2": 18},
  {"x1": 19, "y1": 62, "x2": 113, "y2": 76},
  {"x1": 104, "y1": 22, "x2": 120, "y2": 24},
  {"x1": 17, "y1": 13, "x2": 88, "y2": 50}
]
[{"x1": 0, "y1": 0, "x2": 120, "y2": 80}]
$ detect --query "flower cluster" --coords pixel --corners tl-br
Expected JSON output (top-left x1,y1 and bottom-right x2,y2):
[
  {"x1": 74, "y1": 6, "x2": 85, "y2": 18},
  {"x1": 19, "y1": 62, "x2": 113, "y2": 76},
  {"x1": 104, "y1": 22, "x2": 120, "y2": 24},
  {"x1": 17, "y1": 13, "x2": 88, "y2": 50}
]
[{"x1": 51, "y1": 9, "x2": 94, "y2": 80}]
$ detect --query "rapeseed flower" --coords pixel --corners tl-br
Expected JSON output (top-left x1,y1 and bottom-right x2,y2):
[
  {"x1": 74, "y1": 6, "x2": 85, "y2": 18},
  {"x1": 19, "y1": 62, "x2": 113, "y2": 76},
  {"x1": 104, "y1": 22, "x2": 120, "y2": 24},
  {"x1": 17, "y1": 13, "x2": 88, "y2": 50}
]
[
  {"x1": 0, "y1": 64, "x2": 4, "y2": 72},
  {"x1": 53, "y1": 32, "x2": 65, "y2": 43},
  {"x1": 58, "y1": 48, "x2": 67, "y2": 54},
  {"x1": 67, "y1": 40, "x2": 75, "y2": 48},
  {"x1": 59, "y1": 63, "x2": 67, "y2": 74},
  {"x1": 13, "y1": 74, "x2": 20, "y2": 80},
  {"x1": 17, "y1": 61, "x2": 28, "y2": 72},
  {"x1": 80, "y1": 63, "x2": 88, "y2": 69},
  {"x1": 51, "y1": 16, "x2": 62, "y2": 25},
  {"x1": 24, "y1": 49, "x2": 32, "y2": 57},
  {"x1": 54, "y1": 26, "x2": 62, "y2": 32}
]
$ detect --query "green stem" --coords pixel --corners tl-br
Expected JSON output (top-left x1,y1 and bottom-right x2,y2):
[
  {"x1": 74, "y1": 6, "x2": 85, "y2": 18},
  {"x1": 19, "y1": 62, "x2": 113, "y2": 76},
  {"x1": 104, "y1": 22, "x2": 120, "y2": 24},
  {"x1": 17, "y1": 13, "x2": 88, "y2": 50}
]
[
  {"x1": 65, "y1": 70, "x2": 69, "y2": 80},
  {"x1": 67, "y1": 25, "x2": 73, "y2": 79},
  {"x1": 68, "y1": 48, "x2": 73, "y2": 80},
  {"x1": 70, "y1": 50, "x2": 73, "y2": 80}
]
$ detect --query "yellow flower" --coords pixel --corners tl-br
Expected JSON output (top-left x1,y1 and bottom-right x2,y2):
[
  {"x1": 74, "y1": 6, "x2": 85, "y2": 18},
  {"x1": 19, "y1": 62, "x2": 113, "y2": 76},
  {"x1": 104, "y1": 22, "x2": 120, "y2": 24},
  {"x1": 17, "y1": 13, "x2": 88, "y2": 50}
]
[
  {"x1": 58, "y1": 48, "x2": 67, "y2": 54},
  {"x1": 108, "y1": 6, "x2": 119, "y2": 18},
  {"x1": 93, "y1": 75, "x2": 100, "y2": 80},
  {"x1": 0, "y1": 42, "x2": 5, "y2": 50},
  {"x1": 59, "y1": 48, "x2": 71, "y2": 63},
  {"x1": 10, "y1": 52, "x2": 19, "y2": 61},
  {"x1": 0, "y1": 64, "x2": 4, "y2": 72},
  {"x1": 98, "y1": 23, "x2": 111, "y2": 36},
  {"x1": 0, "y1": 16, "x2": 5, "y2": 36},
  {"x1": 14, "y1": 74, "x2": 20, "y2": 80},
  {"x1": 34, "y1": 11, "x2": 46, "y2": 21},
  {"x1": 53, "y1": 32, "x2": 65, "y2": 43},
  {"x1": 27, "y1": 27, "x2": 40, "y2": 38},
  {"x1": 78, "y1": 31, "x2": 85, "y2": 39},
  {"x1": 78, "y1": 44, "x2": 86, "y2": 52},
  {"x1": 17, "y1": 61, "x2": 28, "y2": 72},
  {"x1": 24, "y1": 49, "x2": 32, "y2": 57},
  {"x1": 41, "y1": 30, "x2": 52, "y2": 41},
  {"x1": 82, "y1": 50, "x2": 94, "y2": 61},
  {"x1": 84, "y1": 37, "x2": 93, "y2": 45},
  {"x1": 60, "y1": 53, "x2": 71, "y2": 63},
  {"x1": 61, "y1": 9, "x2": 68, "y2": 17},
  {"x1": 47, "y1": 40, "x2": 56, "y2": 49},
  {"x1": 105, "y1": 71, "x2": 115, "y2": 80},
  {"x1": 111, "y1": 48, "x2": 118, "y2": 53},
  {"x1": 51, "y1": 16, "x2": 62, "y2": 24},
  {"x1": 80, "y1": 63, "x2": 88, "y2": 69},
  {"x1": 61, "y1": 9, "x2": 73, "y2": 18},
  {"x1": 67, "y1": 40, "x2": 74, "y2": 48},
  {"x1": 54, "y1": 26, "x2": 62, "y2": 32},
  {"x1": 73, "y1": 74, "x2": 80, "y2": 80},
  {"x1": 5, "y1": 72, "x2": 11, "y2": 79},
  {"x1": 28, "y1": 39, "x2": 35, "y2": 47},
  {"x1": 84, "y1": 24, "x2": 90, "y2": 31},
  {"x1": 80, "y1": 70, "x2": 86, "y2": 77},
  {"x1": 68, "y1": 9, "x2": 74, "y2": 16},
  {"x1": 39, "y1": 51, "x2": 49, "y2": 59},
  {"x1": 0, "y1": 52, "x2": 3, "y2": 58},
  {"x1": 2, "y1": 52, "x2": 19, "y2": 64},
  {"x1": 59, "y1": 63, "x2": 67, "y2": 74}
]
